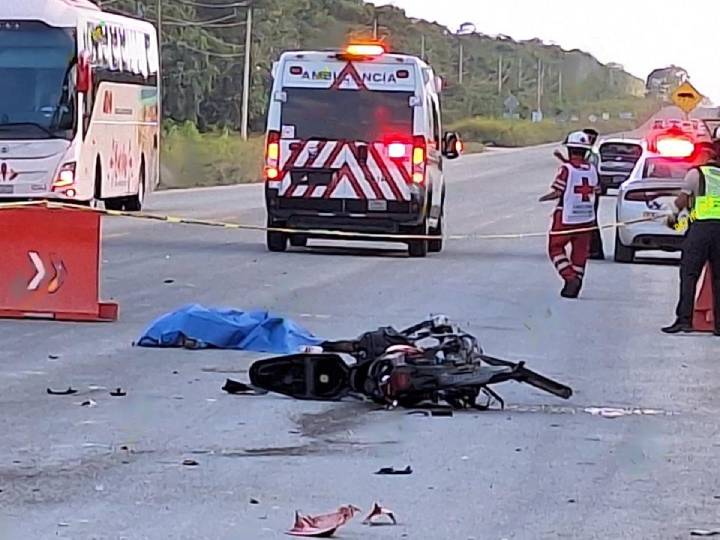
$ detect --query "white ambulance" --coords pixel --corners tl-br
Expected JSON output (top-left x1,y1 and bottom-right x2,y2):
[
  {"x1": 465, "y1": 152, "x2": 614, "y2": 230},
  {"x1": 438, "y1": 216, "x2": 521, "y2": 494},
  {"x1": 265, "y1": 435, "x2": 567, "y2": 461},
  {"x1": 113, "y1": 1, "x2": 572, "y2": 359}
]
[{"x1": 263, "y1": 43, "x2": 461, "y2": 257}]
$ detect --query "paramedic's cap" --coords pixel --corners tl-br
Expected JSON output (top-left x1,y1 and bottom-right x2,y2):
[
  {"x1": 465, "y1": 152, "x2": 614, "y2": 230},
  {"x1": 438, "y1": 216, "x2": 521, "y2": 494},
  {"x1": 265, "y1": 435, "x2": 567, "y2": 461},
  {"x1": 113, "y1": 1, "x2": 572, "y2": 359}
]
[{"x1": 564, "y1": 131, "x2": 593, "y2": 150}]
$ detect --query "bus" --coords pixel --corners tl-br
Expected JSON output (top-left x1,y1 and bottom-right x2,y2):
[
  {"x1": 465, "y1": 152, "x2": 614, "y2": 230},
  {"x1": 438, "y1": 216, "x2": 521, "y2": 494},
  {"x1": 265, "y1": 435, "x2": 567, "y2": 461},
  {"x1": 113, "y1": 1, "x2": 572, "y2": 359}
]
[{"x1": 0, "y1": 0, "x2": 159, "y2": 210}]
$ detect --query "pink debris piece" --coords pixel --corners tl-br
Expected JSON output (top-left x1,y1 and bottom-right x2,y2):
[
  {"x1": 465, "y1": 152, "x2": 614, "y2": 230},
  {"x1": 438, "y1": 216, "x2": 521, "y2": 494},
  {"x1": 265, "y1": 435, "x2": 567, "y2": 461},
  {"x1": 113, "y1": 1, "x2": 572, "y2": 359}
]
[
  {"x1": 286, "y1": 505, "x2": 361, "y2": 537},
  {"x1": 362, "y1": 502, "x2": 397, "y2": 526}
]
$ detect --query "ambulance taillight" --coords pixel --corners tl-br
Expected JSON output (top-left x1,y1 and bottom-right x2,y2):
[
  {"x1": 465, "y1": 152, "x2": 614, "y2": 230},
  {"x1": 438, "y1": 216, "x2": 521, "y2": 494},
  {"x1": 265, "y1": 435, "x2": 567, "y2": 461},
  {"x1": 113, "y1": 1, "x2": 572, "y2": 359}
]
[
  {"x1": 265, "y1": 130, "x2": 280, "y2": 180},
  {"x1": 388, "y1": 142, "x2": 406, "y2": 159},
  {"x1": 412, "y1": 136, "x2": 426, "y2": 184}
]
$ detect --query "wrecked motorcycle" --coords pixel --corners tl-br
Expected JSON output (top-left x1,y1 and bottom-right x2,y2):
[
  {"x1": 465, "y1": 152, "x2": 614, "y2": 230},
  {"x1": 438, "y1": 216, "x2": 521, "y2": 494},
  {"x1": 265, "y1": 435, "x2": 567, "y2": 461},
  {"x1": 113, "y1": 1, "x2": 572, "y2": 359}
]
[{"x1": 248, "y1": 316, "x2": 572, "y2": 410}]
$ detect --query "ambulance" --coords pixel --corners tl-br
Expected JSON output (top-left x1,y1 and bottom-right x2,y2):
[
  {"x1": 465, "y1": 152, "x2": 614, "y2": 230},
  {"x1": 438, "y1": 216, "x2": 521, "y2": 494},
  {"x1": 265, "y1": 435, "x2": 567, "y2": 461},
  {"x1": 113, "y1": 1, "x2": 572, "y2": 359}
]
[{"x1": 263, "y1": 43, "x2": 461, "y2": 257}]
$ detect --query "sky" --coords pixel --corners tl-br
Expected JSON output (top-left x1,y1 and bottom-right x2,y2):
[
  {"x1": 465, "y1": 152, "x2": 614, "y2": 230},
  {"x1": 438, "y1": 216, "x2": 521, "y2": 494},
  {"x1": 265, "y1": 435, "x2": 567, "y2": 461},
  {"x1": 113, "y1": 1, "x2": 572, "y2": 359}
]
[{"x1": 368, "y1": 0, "x2": 718, "y2": 104}]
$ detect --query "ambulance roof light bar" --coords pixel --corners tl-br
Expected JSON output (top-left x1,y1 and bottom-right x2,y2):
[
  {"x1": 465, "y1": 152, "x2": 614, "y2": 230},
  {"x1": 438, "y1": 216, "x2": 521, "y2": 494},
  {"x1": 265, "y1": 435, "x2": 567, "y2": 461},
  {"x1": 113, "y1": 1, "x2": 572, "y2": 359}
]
[{"x1": 345, "y1": 43, "x2": 385, "y2": 57}]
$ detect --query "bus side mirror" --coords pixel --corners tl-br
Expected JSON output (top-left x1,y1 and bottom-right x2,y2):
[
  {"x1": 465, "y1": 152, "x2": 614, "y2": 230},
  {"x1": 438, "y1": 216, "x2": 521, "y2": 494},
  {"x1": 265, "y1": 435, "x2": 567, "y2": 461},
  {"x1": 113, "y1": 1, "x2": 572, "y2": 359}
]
[
  {"x1": 713, "y1": 126, "x2": 720, "y2": 141},
  {"x1": 76, "y1": 53, "x2": 92, "y2": 94},
  {"x1": 442, "y1": 131, "x2": 462, "y2": 159}
]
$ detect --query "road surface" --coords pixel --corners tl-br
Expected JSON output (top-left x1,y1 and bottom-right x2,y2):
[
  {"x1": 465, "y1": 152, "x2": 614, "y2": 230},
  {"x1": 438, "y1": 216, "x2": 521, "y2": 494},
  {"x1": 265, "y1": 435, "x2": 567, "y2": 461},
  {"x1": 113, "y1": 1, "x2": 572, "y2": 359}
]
[{"x1": 0, "y1": 142, "x2": 718, "y2": 540}]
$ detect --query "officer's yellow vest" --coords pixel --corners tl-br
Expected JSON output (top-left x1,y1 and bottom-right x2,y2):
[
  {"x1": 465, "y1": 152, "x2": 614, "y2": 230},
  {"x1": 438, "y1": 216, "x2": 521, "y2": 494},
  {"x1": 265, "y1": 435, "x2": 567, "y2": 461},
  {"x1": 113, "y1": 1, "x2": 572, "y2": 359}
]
[{"x1": 695, "y1": 166, "x2": 720, "y2": 220}]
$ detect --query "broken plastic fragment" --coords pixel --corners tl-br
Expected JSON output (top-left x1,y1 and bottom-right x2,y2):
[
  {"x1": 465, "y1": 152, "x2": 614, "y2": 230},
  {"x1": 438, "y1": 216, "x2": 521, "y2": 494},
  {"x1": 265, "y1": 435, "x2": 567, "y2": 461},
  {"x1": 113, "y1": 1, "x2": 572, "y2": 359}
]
[
  {"x1": 691, "y1": 530, "x2": 720, "y2": 537},
  {"x1": 80, "y1": 399, "x2": 97, "y2": 407},
  {"x1": 286, "y1": 505, "x2": 360, "y2": 537},
  {"x1": 110, "y1": 388, "x2": 127, "y2": 397},
  {"x1": 222, "y1": 378, "x2": 267, "y2": 395},
  {"x1": 375, "y1": 466, "x2": 412, "y2": 475},
  {"x1": 363, "y1": 502, "x2": 397, "y2": 526},
  {"x1": 47, "y1": 387, "x2": 77, "y2": 395},
  {"x1": 182, "y1": 459, "x2": 199, "y2": 466}
]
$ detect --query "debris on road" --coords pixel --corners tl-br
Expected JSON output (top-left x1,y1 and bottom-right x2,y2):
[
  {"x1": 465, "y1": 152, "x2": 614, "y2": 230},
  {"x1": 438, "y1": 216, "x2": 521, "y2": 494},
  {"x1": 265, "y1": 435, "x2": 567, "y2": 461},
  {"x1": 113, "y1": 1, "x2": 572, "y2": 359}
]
[
  {"x1": 363, "y1": 503, "x2": 397, "y2": 525},
  {"x1": 287, "y1": 505, "x2": 360, "y2": 537},
  {"x1": 583, "y1": 407, "x2": 671, "y2": 418},
  {"x1": 110, "y1": 388, "x2": 127, "y2": 397},
  {"x1": 136, "y1": 305, "x2": 322, "y2": 354},
  {"x1": 182, "y1": 459, "x2": 199, "y2": 466},
  {"x1": 222, "y1": 378, "x2": 267, "y2": 395},
  {"x1": 250, "y1": 498, "x2": 260, "y2": 505},
  {"x1": 80, "y1": 399, "x2": 97, "y2": 407},
  {"x1": 47, "y1": 387, "x2": 77, "y2": 395},
  {"x1": 691, "y1": 530, "x2": 720, "y2": 537},
  {"x1": 48, "y1": 354, "x2": 60, "y2": 360},
  {"x1": 248, "y1": 317, "x2": 572, "y2": 411},
  {"x1": 163, "y1": 279, "x2": 175, "y2": 284},
  {"x1": 375, "y1": 466, "x2": 412, "y2": 475}
]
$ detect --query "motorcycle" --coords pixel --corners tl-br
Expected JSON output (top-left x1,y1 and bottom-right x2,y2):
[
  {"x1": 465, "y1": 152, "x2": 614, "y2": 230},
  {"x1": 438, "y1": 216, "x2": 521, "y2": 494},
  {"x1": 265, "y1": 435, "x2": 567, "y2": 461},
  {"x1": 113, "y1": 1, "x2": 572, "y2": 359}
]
[{"x1": 248, "y1": 316, "x2": 572, "y2": 410}]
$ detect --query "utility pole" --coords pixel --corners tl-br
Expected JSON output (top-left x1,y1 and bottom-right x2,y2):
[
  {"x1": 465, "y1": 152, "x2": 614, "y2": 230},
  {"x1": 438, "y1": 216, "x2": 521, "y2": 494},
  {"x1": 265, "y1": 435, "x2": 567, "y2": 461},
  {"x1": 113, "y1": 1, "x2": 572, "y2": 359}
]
[
  {"x1": 373, "y1": 16, "x2": 378, "y2": 39},
  {"x1": 536, "y1": 58, "x2": 542, "y2": 115},
  {"x1": 558, "y1": 70, "x2": 563, "y2": 102},
  {"x1": 517, "y1": 56, "x2": 522, "y2": 88},
  {"x1": 498, "y1": 55, "x2": 503, "y2": 95},
  {"x1": 240, "y1": 4, "x2": 252, "y2": 140},
  {"x1": 458, "y1": 40, "x2": 463, "y2": 85},
  {"x1": 420, "y1": 33, "x2": 425, "y2": 61}
]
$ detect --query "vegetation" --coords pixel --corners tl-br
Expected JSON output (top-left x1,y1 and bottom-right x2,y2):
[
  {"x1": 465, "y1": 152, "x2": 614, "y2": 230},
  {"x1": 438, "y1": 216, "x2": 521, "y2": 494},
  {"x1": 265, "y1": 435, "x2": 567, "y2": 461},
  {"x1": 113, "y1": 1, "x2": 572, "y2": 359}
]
[
  {"x1": 100, "y1": 0, "x2": 658, "y2": 186},
  {"x1": 104, "y1": 0, "x2": 649, "y2": 130},
  {"x1": 161, "y1": 122, "x2": 263, "y2": 188}
]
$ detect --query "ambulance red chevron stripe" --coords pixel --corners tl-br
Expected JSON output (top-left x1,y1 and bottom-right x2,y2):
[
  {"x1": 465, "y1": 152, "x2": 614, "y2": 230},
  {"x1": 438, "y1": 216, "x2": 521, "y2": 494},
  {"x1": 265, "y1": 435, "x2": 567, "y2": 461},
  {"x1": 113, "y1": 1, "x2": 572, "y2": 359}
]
[{"x1": 278, "y1": 140, "x2": 411, "y2": 201}]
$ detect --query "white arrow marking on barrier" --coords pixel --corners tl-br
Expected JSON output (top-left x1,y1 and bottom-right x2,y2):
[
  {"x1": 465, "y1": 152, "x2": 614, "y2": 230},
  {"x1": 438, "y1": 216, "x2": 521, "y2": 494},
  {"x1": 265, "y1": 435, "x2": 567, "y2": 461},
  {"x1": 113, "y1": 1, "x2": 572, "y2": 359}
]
[{"x1": 27, "y1": 251, "x2": 46, "y2": 291}]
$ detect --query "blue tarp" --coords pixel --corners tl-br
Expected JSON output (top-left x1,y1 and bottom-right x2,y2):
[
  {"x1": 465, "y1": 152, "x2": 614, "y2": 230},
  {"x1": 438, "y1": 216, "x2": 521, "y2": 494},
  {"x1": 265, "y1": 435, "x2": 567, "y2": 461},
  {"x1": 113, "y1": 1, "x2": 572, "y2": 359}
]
[{"x1": 136, "y1": 304, "x2": 323, "y2": 354}]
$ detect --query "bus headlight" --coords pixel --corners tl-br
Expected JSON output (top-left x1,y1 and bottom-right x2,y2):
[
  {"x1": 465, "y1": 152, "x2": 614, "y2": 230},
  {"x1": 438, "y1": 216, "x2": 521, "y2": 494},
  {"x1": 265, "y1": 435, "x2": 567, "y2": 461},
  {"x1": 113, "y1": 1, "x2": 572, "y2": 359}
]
[{"x1": 52, "y1": 162, "x2": 76, "y2": 191}]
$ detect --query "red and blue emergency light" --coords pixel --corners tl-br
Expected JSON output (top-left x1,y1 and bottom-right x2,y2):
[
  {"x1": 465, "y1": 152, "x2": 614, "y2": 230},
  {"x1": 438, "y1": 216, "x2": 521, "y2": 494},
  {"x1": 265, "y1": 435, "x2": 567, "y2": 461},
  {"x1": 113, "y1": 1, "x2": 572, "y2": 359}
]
[{"x1": 648, "y1": 127, "x2": 696, "y2": 159}]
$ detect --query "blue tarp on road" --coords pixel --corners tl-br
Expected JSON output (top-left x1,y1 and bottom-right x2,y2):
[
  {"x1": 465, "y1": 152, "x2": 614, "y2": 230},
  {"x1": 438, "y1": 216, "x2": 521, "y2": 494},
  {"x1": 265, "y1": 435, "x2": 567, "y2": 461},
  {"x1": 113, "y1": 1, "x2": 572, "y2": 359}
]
[{"x1": 136, "y1": 304, "x2": 324, "y2": 354}]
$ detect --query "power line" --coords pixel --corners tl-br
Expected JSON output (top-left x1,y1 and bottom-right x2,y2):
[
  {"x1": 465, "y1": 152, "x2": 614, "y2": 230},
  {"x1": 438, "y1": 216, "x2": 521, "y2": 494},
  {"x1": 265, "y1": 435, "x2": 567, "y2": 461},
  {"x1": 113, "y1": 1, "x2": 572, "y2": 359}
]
[
  {"x1": 171, "y1": 0, "x2": 251, "y2": 8},
  {"x1": 163, "y1": 12, "x2": 236, "y2": 26},
  {"x1": 176, "y1": 41, "x2": 245, "y2": 58}
]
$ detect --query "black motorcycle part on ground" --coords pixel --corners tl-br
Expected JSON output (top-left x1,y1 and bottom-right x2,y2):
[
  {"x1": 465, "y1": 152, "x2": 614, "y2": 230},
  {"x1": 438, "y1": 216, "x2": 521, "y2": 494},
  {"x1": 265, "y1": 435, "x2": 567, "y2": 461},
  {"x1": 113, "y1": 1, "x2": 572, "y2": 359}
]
[
  {"x1": 249, "y1": 353, "x2": 351, "y2": 401},
  {"x1": 480, "y1": 355, "x2": 573, "y2": 399}
]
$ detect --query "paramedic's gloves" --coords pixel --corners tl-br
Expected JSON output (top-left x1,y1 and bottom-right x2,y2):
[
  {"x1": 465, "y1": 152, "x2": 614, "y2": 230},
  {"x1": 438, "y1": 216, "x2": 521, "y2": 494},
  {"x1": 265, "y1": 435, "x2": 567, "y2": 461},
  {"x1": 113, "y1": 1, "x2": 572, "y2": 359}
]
[{"x1": 665, "y1": 213, "x2": 679, "y2": 230}]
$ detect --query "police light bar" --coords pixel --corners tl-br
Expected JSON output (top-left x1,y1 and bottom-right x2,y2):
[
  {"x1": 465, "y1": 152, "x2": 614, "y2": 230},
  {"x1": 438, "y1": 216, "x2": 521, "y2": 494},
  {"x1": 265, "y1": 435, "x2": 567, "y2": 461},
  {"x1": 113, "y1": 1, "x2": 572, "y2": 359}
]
[
  {"x1": 656, "y1": 136, "x2": 695, "y2": 158},
  {"x1": 345, "y1": 43, "x2": 385, "y2": 57}
]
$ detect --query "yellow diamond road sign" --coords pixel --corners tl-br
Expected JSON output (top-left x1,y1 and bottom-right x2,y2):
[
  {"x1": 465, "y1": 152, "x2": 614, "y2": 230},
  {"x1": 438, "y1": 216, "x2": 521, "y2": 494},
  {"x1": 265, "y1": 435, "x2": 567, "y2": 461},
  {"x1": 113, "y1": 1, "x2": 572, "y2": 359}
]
[{"x1": 671, "y1": 81, "x2": 704, "y2": 114}]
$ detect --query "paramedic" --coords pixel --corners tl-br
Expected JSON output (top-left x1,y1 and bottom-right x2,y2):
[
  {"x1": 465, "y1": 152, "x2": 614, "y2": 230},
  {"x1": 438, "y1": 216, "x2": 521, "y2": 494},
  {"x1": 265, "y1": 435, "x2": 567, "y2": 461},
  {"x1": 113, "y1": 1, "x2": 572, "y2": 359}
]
[{"x1": 540, "y1": 131, "x2": 599, "y2": 298}]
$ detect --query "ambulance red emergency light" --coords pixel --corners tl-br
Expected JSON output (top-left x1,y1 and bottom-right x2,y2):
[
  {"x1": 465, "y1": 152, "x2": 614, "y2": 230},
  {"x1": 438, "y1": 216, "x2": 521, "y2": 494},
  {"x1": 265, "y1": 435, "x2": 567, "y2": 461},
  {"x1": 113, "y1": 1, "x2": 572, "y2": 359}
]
[{"x1": 263, "y1": 41, "x2": 462, "y2": 257}]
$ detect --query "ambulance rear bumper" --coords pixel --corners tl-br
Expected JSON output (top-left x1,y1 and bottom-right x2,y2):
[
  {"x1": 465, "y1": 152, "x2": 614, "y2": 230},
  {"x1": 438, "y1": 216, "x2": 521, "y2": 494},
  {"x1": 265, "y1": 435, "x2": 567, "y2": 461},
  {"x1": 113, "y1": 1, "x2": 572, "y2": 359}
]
[{"x1": 267, "y1": 197, "x2": 426, "y2": 235}]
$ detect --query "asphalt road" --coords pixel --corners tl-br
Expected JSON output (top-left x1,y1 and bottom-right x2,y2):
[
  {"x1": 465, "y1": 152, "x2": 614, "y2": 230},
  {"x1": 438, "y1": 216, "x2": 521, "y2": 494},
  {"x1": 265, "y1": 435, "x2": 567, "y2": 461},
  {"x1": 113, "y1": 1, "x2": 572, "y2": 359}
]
[{"x1": 1, "y1": 140, "x2": 719, "y2": 540}]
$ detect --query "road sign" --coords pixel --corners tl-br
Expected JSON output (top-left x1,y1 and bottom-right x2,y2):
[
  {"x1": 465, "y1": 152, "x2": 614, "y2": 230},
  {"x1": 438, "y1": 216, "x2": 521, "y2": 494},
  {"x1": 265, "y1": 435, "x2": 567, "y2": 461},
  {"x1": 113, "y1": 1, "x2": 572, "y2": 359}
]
[
  {"x1": 671, "y1": 81, "x2": 704, "y2": 114},
  {"x1": 504, "y1": 94, "x2": 519, "y2": 113}
]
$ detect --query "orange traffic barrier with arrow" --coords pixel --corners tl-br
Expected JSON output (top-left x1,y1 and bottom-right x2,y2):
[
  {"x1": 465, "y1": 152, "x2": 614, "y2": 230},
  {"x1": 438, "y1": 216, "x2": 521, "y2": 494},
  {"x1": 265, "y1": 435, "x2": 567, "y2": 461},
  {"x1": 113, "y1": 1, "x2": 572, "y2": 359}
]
[
  {"x1": 0, "y1": 203, "x2": 117, "y2": 322},
  {"x1": 693, "y1": 263, "x2": 715, "y2": 332}
]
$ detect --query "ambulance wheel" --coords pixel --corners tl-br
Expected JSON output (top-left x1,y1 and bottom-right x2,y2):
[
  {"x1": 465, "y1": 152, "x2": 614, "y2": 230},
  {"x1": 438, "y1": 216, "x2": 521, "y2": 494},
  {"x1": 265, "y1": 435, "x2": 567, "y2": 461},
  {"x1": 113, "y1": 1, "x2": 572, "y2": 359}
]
[
  {"x1": 408, "y1": 220, "x2": 429, "y2": 258},
  {"x1": 613, "y1": 230, "x2": 634, "y2": 263},
  {"x1": 267, "y1": 231, "x2": 288, "y2": 252},
  {"x1": 428, "y1": 210, "x2": 444, "y2": 253},
  {"x1": 289, "y1": 235, "x2": 308, "y2": 248}
]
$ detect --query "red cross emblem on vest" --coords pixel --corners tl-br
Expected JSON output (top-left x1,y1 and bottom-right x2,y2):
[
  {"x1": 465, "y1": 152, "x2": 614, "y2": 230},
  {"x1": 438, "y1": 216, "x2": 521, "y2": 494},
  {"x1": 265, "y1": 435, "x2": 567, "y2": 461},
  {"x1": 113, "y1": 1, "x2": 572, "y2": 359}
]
[{"x1": 574, "y1": 177, "x2": 594, "y2": 202}]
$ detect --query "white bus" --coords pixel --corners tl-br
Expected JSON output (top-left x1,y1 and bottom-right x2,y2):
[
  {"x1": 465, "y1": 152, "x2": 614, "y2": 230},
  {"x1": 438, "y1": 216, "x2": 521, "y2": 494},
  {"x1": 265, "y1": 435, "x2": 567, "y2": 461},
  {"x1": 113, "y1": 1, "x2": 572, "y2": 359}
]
[{"x1": 0, "y1": 0, "x2": 159, "y2": 210}]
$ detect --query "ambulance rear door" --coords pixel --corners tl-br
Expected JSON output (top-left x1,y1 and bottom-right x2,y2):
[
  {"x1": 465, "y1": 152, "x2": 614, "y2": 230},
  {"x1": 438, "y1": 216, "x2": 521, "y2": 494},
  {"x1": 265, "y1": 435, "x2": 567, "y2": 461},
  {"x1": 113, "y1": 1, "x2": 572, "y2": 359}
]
[{"x1": 270, "y1": 55, "x2": 422, "y2": 214}]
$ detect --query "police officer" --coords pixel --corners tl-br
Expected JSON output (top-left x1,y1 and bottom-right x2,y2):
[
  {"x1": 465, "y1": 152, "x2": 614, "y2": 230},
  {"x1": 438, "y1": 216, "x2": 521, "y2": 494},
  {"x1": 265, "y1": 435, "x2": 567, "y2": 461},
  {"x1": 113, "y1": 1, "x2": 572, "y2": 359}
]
[{"x1": 662, "y1": 140, "x2": 720, "y2": 335}]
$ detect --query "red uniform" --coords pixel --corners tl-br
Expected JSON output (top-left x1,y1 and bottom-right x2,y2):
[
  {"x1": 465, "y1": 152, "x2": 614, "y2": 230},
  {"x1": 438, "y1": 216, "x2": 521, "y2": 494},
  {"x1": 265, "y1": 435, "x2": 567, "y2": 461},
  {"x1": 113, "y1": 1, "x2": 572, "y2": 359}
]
[{"x1": 548, "y1": 161, "x2": 598, "y2": 283}]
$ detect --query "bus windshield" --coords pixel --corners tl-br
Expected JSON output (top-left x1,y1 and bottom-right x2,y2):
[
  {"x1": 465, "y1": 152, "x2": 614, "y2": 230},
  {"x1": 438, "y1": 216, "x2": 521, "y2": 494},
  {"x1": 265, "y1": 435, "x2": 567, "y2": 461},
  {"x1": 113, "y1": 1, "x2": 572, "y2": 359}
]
[{"x1": 0, "y1": 22, "x2": 77, "y2": 140}]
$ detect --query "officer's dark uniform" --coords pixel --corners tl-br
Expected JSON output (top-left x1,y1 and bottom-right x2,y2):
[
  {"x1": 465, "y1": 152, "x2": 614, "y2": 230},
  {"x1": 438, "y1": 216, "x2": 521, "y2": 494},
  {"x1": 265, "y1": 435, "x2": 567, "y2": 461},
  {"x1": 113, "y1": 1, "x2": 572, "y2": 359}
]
[{"x1": 663, "y1": 157, "x2": 720, "y2": 334}]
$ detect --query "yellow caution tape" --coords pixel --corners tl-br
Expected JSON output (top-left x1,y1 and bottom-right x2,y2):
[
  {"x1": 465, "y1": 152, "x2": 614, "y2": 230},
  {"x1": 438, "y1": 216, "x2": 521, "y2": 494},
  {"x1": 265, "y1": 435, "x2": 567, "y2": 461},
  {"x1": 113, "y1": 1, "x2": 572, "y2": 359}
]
[{"x1": 0, "y1": 199, "x2": 666, "y2": 241}]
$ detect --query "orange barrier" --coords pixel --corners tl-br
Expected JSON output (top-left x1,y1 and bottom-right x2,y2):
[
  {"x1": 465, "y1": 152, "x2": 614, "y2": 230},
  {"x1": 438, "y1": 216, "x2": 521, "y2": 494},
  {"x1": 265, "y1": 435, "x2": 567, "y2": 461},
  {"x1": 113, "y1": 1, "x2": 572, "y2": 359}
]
[
  {"x1": 693, "y1": 263, "x2": 715, "y2": 332},
  {"x1": 0, "y1": 203, "x2": 117, "y2": 322}
]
